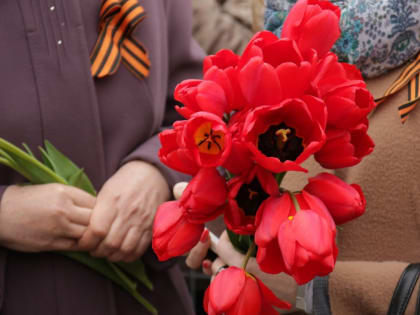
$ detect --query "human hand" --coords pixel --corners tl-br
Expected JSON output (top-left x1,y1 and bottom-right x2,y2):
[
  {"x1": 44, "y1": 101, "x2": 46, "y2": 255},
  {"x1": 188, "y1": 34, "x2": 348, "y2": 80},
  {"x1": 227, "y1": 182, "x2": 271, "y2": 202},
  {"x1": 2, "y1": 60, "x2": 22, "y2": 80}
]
[
  {"x1": 78, "y1": 160, "x2": 170, "y2": 262},
  {"x1": 0, "y1": 184, "x2": 95, "y2": 252},
  {"x1": 173, "y1": 181, "x2": 188, "y2": 200}
]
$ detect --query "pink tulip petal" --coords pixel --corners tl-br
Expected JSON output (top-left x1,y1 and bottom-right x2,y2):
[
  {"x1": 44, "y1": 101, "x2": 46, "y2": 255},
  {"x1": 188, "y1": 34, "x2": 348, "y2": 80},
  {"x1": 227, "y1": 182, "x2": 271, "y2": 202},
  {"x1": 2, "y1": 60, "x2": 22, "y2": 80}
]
[{"x1": 209, "y1": 267, "x2": 246, "y2": 312}]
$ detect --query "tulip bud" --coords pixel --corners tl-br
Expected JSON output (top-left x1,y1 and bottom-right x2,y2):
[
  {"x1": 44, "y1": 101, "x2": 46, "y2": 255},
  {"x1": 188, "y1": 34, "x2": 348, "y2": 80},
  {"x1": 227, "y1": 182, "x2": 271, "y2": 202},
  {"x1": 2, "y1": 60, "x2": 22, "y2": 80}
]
[
  {"x1": 281, "y1": 0, "x2": 341, "y2": 59},
  {"x1": 203, "y1": 267, "x2": 291, "y2": 314},
  {"x1": 152, "y1": 201, "x2": 204, "y2": 261},
  {"x1": 180, "y1": 168, "x2": 227, "y2": 223},
  {"x1": 314, "y1": 124, "x2": 374, "y2": 169},
  {"x1": 304, "y1": 172, "x2": 366, "y2": 224},
  {"x1": 174, "y1": 79, "x2": 228, "y2": 119},
  {"x1": 278, "y1": 209, "x2": 337, "y2": 284}
]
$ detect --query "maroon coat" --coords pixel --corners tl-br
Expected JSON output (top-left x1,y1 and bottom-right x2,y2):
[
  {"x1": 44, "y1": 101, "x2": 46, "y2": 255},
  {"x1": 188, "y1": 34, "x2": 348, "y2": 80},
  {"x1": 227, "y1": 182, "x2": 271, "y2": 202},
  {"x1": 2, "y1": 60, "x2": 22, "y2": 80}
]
[{"x1": 0, "y1": 0, "x2": 204, "y2": 314}]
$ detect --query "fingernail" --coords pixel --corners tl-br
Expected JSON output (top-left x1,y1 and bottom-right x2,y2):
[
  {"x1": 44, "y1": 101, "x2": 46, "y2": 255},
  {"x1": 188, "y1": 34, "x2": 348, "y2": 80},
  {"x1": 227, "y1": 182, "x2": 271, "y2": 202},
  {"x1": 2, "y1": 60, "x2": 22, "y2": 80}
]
[
  {"x1": 202, "y1": 261, "x2": 211, "y2": 269},
  {"x1": 200, "y1": 229, "x2": 209, "y2": 243}
]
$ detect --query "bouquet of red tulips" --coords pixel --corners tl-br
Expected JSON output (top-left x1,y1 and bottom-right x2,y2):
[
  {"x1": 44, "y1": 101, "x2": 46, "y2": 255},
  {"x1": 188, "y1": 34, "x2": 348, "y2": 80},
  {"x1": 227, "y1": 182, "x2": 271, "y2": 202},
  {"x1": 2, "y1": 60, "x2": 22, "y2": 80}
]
[{"x1": 153, "y1": 0, "x2": 376, "y2": 313}]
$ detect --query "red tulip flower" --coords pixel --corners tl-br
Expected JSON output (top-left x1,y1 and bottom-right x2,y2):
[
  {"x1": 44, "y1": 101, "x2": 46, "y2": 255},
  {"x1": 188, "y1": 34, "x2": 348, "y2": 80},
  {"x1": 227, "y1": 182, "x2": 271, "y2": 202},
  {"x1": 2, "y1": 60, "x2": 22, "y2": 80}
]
[
  {"x1": 152, "y1": 201, "x2": 204, "y2": 261},
  {"x1": 203, "y1": 49, "x2": 247, "y2": 112},
  {"x1": 254, "y1": 195, "x2": 293, "y2": 274},
  {"x1": 224, "y1": 166, "x2": 279, "y2": 234},
  {"x1": 243, "y1": 97, "x2": 326, "y2": 173},
  {"x1": 254, "y1": 190, "x2": 337, "y2": 283},
  {"x1": 238, "y1": 31, "x2": 318, "y2": 108},
  {"x1": 175, "y1": 79, "x2": 228, "y2": 119},
  {"x1": 304, "y1": 172, "x2": 366, "y2": 224},
  {"x1": 240, "y1": 31, "x2": 303, "y2": 70},
  {"x1": 278, "y1": 209, "x2": 337, "y2": 285},
  {"x1": 315, "y1": 123, "x2": 374, "y2": 169},
  {"x1": 183, "y1": 112, "x2": 232, "y2": 168},
  {"x1": 159, "y1": 120, "x2": 200, "y2": 175},
  {"x1": 324, "y1": 83, "x2": 376, "y2": 129},
  {"x1": 281, "y1": 0, "x2": 341, "y2": 60},
  {"x1": 203, "y1": 267, "x2": 291, "y2": 315},
  {"x1": 313, "y1": 54, "x2": 376, "y2": 129},
  {"x1": 313, "y1": 53, "x2": 364, "y2": 95},
  {"x1": 255, "y1": 191, "x2": 336, "y2": 277},
  {"x1": 180, "y1": 168, "x2": 227, "y2": 224}
]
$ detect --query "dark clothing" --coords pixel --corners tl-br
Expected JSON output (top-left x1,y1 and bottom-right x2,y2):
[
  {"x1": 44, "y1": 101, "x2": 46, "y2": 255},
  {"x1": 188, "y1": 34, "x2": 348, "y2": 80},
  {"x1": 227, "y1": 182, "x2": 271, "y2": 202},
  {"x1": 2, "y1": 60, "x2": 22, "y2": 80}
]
[{"x1": 0, "y1": 0, "x2": 204, "y2": 313}]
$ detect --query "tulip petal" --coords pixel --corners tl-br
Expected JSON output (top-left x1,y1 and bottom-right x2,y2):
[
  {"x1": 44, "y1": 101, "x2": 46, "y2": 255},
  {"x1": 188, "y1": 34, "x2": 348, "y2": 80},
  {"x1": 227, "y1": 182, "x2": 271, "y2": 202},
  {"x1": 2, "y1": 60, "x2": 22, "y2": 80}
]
[
  {"x1": 165, "y1": 218, "x2": 204, "y2": 258},
  {"x1": 239, "y1": 57, "x2": 283, "y2": 107},
  {"x1": 209, "y1": 267, "x2": 245, "y2": 313},
  {"x1": 278, "y1": 221, "x2": 296, "y2": 269},
  {"x1": 293, "y1": 211, "x2": 333, "y2": 257},
  {"x1": 153, "y1": 201, "x2": 183, "y2": 237},
  {"x1": 299, "y1": 10, "x2": 340, "y2": 58},
  {"x1": 229, "y1": 276, "x2": 261, "y2": 315},
  {"x1": 256, "y1": 241, "x2": 286, "y2": 274},
  {"x1": 255, "y1": 196, "x2": 291, "y2": 246}
]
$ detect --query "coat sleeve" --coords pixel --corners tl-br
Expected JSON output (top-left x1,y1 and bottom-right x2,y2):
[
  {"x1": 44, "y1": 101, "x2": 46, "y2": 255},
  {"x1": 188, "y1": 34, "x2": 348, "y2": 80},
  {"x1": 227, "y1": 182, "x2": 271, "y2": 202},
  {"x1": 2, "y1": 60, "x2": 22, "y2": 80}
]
[
  {"x1": 325, "y1": 261, "x2": 419, "y2": 314},
  {"x1": 192, "y1": 0, "x2": 254, "y2": 55},
  {"x1": 121, "y1": 0, "x2": 204, "y2": 190}
]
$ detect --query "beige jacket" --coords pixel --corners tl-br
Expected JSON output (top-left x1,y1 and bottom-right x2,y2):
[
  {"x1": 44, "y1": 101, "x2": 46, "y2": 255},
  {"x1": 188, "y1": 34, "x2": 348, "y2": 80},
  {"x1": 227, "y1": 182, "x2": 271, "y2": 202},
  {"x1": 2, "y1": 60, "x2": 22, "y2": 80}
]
[
  {"x1": 282, "y1": 65, "x2": 420, "y2": 314},
  {"x1": 192, "y1": 0, "x2": 263, "y2": 55}
]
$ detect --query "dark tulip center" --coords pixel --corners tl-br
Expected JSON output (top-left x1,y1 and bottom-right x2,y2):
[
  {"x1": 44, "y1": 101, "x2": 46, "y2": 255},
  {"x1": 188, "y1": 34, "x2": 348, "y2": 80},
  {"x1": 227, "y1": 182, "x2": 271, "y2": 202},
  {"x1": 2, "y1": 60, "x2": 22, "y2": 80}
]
[
  {"x1": 235, "y1": 178, "x2": 269, "y2": 216},
  {"x1": 257, "y1": 123, "x2": 304, "y2": 162}
]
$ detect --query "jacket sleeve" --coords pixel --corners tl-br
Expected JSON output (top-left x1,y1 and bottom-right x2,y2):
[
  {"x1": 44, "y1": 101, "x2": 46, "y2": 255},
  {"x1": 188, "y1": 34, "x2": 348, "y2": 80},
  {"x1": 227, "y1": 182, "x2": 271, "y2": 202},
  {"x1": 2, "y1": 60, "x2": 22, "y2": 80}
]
[
  {"x1": 326, "y1": 261, "x2": 419, "y2": 314},
  {"x1": 192, "y1": 0, "x2": 254, "y2": 55},
  {"x1": 121, "y1": 0, "x2": 204, "y2": 190}
]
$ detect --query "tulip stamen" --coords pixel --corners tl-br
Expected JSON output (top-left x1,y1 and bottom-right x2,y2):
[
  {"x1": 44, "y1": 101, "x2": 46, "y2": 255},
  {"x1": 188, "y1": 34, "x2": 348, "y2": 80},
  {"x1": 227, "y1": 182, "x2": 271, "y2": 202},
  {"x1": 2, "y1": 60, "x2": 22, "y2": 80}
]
[
  {"x1": 248, "y1": 189, "x2": 258, "y2": 200},
  {"x1": 236, "y1": 178, "x2": 269, "y2": 216},
  {"x1": 258, "y1": 123, "x2": 303, "y2": 162},
  {"x1": 275, "y1": 128, "x2": 291, "y2": 150},
  {"x1": 194, "y1": 122, "x2": 225, "y2": 155}
]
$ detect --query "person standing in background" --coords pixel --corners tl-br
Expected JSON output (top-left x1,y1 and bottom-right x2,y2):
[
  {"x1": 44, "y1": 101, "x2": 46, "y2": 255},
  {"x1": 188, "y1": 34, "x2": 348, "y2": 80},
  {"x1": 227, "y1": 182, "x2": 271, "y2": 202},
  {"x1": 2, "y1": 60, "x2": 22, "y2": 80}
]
[
  {"x1": 192, "y1": 0, "x2": 264, "y2": 54},
  {"x1": 0, "y1": 0, "x2": 203, "y2": 314}
]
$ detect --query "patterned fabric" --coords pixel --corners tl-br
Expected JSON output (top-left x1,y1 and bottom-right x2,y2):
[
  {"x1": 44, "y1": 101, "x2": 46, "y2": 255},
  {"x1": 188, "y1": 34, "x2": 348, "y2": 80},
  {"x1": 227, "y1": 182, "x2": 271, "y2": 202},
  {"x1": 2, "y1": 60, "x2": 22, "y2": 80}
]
[{"x1": 264, "y1": 0, "x2": 420, "y2": 78}]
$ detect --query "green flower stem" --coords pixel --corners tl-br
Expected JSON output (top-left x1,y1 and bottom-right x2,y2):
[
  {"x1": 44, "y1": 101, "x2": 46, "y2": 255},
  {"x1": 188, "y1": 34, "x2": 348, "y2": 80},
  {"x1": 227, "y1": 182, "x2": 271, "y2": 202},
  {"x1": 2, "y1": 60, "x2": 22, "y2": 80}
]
[
  {"x1": 241, "y1": 241, "x2": 256, "y2": 270},
  {"x1": 287, "y1": 190, "x2": 301, "y2": 212},
  {"x1": 275, "y1": 172, "x2": 286, "y2": 186},
  {"x1": 107, "y1": 261, "x2": 138, "y2": 291}
]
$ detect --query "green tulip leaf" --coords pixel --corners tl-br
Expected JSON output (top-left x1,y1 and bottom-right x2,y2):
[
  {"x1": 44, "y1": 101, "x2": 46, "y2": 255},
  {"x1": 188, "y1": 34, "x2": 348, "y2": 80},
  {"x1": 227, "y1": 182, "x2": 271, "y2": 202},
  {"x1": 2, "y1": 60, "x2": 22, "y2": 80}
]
[
  {"x1": 22, "y1": 143, "x2": 36, "y2": 159},
  {"x1": 44, "y1": 141, "x2": 96, "y2": 195},
  {"x1": 38, "y1": 147, "x2": 55, "y2": 171}
]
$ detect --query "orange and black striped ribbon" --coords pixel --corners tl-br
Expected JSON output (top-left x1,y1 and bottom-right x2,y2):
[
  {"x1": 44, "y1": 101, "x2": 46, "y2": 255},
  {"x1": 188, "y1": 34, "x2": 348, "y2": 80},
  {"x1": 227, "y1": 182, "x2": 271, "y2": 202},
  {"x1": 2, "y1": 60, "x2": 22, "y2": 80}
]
[
  {"x1": 90, "y1": 0, "x2": 150, "y2": 80},
  {"x1": 375, "y1": 52, "x2": 420, "y2": 123}
]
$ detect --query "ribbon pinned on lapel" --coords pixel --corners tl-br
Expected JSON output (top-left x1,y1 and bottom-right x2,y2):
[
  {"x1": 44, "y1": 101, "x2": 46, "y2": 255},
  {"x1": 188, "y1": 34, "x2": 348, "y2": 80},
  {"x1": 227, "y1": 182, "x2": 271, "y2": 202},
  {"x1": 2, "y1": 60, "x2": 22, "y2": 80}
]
[
  {"x1": 91, "y1": 0, "x2": 150, "y2": 80},
  {"x1": 376, "y1": 52, "x2": 420, "y2": 124}
]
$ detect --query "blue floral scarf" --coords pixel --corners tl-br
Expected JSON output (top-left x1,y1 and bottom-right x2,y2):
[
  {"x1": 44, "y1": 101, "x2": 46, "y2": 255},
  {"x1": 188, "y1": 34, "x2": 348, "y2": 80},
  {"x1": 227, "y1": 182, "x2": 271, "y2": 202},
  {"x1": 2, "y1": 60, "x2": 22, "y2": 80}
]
[{"x1": 265, "y1": 0, "x2": 420, "y2": 78}]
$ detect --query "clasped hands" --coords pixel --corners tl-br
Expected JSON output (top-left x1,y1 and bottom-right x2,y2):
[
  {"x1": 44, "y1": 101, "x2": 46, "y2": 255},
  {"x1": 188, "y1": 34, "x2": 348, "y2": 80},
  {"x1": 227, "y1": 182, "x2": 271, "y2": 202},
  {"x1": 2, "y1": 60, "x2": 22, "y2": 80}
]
[{"x1": 0, "y1": 160, "x2": 169, "y2": 263}]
